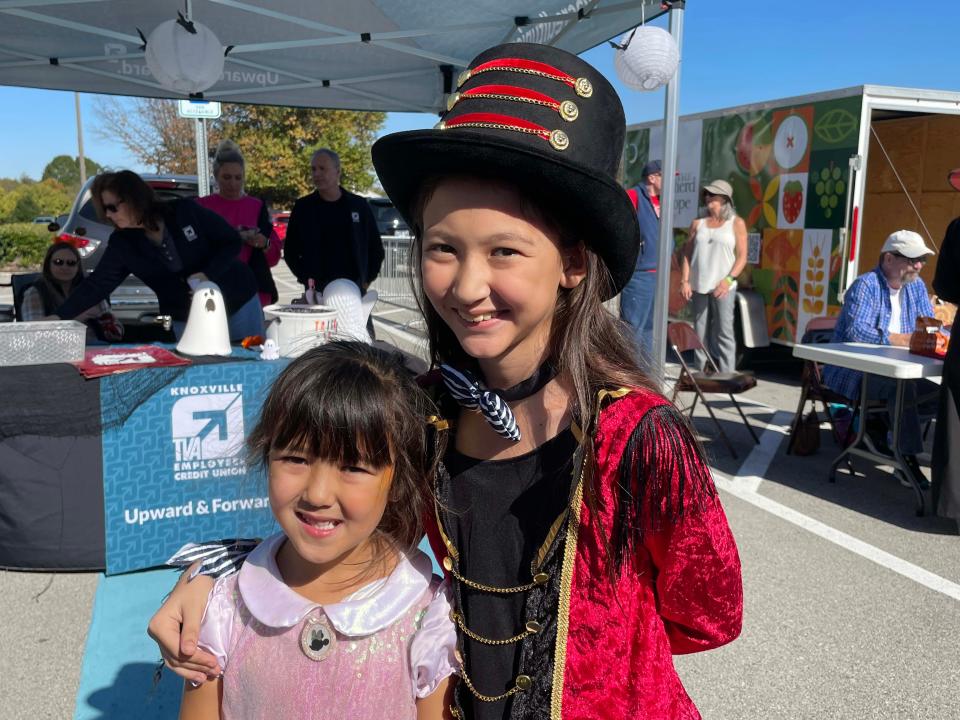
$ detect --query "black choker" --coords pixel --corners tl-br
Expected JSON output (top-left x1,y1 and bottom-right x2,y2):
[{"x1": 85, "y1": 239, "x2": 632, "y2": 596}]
[{"x1": 495, "y1": 361, "x2": 558, "y2": 401}]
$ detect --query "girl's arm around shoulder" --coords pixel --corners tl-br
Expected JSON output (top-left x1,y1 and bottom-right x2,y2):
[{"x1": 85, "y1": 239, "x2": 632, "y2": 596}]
[
  {"x1": 606, "y1": 394, "x2": 743, "y2": 653},
  {"x1": 410, "y1": 578, "x2": 458, "y2": 719}
]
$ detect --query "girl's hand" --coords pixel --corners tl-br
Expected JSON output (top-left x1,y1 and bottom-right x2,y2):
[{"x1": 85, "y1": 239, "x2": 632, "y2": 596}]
[
  {"x1": 147, "y1": 567, "x2": 220, "y2": 684},
  {"x1": 713, "y1": 278, "x2": 732, "y2": 299},
  {"x1": 679, "y1": 280, "x2": 693, "y2": 302}
]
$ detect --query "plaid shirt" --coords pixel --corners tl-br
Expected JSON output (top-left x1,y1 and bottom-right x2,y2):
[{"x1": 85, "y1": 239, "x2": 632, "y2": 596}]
[{"x1": 822, "y1": 266, "x2": 934, "y2": 401}]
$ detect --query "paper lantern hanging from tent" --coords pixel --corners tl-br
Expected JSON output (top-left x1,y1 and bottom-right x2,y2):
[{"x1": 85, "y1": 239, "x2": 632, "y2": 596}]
[
  {"x1": 613, "y1": 26, "x2": 679, "y2": 92},
  {"x1": 145, "y1": 17, "x2": 224, "y2": 94}
]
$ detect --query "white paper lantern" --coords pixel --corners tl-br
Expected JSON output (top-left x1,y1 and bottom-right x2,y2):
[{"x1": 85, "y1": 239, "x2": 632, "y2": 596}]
[
  {"x1": 614, "y1": 26, "x2": 679, "y2": 92},
  {"x1": 145, "y1": 18, "x2": 224, "y2": 94}
]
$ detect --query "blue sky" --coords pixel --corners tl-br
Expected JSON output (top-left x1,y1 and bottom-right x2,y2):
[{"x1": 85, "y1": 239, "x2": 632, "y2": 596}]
[{"x1": 1, "y1": 1, "x2": 957, "y2": 180}]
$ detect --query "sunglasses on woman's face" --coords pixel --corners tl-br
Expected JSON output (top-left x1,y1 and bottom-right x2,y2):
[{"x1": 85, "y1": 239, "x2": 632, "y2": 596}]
[
  {"x1": 103, "y1": 200, "x2": 125, "y2": 214},
  {"x1": 52, "y1": 258, "x2": 78, "y2": 267}
]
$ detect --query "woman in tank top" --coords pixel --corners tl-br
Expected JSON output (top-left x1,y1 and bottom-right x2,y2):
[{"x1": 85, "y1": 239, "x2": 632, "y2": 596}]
[{"x1": 679, "y1": 179, "x2": 748, "y2": 373}]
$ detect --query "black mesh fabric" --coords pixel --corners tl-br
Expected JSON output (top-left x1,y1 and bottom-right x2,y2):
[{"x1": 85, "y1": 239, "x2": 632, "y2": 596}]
[{"x1": 0, "y1": 354, "x2": 258, "y2": 440}]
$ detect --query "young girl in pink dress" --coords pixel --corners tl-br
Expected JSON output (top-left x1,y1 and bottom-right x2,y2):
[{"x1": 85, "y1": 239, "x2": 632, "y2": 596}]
[{"x1": 177, "y1": 341, "x2": 456, "y2": 720}]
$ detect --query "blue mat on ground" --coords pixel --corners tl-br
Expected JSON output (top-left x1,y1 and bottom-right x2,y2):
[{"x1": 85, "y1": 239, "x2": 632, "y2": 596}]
[{"x1": 75, "y1": 539, "x2": 441, "y2": 718}]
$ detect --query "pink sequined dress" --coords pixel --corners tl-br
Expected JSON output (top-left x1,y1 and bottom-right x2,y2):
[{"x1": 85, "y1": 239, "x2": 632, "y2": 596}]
[{"x1": 198, "y1": 533, "x2": 457, "y2": 719}]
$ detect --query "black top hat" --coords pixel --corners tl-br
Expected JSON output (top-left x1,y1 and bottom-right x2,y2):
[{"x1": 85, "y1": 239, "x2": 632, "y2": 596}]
[{"x1": 372, "y1": 42, "x2": 641, "y2": 298}]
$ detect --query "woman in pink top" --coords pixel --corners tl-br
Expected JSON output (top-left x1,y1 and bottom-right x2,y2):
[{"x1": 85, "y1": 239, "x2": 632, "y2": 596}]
[{"x1": 197, "y1": 140, "x2": 281, "y2": 306}]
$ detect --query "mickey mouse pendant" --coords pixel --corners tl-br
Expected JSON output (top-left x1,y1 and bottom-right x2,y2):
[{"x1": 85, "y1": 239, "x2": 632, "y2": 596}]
[{"x1": 299, "y1": 616, "x2": 336, "y2": 661}]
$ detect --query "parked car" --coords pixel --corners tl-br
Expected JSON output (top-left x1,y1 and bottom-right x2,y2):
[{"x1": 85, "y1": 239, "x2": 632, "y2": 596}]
[
  {"x1": 365, "y1": 195, "x2": 411, "y2": 277},
  {"x1": 53, "y1": 174, "x2": 199, "y2": 325},
  {"x1": 271, "y1": 210, "x2": 290, "y2": 242}
]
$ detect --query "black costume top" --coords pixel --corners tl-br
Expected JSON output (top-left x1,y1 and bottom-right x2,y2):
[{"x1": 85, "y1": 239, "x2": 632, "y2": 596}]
[{"x1": 282, "y1": 188, "x2": 384, "y2": 290}]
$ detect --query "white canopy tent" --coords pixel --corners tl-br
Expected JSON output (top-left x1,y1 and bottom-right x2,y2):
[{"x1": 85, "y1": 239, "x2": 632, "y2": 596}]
[
  {"x1": 0, "y1": 0, "x2": 684, "y2": 380},
  {"x1": 0, "y1": 0, "x2": 667, "y2": 111}
]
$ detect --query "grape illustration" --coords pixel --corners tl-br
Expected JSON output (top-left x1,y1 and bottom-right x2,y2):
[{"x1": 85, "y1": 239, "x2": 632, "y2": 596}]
[{"x1": 811, "y1": 161, "x2": 846, "y2": 219}]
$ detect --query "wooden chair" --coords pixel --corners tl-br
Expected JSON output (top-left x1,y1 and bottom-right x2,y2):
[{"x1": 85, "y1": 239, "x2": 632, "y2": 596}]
[{"x1": 667, "y1": 321, "x2": 760, "y2": 458}]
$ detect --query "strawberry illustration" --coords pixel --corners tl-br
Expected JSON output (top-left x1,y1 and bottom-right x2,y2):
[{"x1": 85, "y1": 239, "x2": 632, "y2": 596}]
[{"x1": 782, "y1": 180, "x2": 804, "y2": 223}]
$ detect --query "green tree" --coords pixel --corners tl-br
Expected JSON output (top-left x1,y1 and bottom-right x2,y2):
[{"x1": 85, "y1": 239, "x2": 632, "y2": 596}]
[
  {"x1": 0, "y1": 179, "x2": 72, "y2": 224},
  {"x1": 215, "y1": 105, "x2": 385, "y2": 207},
  {"x1": 41, "y1": 155, "x2": 103, "y2": 192}
]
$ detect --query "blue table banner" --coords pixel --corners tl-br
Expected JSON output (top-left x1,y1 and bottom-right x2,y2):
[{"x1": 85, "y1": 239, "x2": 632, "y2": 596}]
[{"x1": 101, "y1": 358, "x2": 289, "y2": 574}]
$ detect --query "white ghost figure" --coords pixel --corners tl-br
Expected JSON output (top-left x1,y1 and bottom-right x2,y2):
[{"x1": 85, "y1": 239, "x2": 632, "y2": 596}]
[
  {"x1": 320, "y1": 279, "x2": 377, "y2": 343},
  {"x1": 259, "y1": 338, "x2": 280, "y2": 360},
  {"x1": 176, "y1": 281, "x2": 232, "y2": 356}
]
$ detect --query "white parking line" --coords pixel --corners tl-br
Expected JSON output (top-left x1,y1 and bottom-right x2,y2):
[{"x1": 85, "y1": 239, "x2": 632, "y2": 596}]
[
  {"x1": 718, "y1": 409, "x2": 960, "y2": 602},
  {"x1": 728, "y1": 409, "x2": 793, "y2": 492},
  {"x1": 715, "y1": 472, "x2": 960, "y2": 601}
]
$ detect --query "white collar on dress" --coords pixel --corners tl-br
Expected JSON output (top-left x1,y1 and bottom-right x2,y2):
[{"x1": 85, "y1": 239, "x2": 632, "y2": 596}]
[{"x1": 237, "y1": 533, "x2": 432, "y2": 637}]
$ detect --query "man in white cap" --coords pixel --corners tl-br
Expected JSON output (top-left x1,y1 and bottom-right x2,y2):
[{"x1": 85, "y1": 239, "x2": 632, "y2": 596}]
[{"x1": 823, "y1": 230, "x2": 938, "y2": 485}]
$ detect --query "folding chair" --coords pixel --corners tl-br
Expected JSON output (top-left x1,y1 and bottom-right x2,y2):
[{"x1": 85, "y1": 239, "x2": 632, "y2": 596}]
[
  {"x1": 787, "y1": 316, "x2": 851, "y2": 454},
  {"x1": 667, "y1": 321, "x2": 760, "y2": 458}
]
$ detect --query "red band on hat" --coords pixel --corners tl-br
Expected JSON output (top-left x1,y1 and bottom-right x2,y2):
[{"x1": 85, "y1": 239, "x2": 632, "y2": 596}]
[
  {"x1": 459, "y1": 58, "x2": 593, "y2": 97},
  {"x1": 463, "y1": 84, "x2": 557, "y2": 106},
  {"x1": 439, "y1": 112, "x2": 570, "y2": 151},
  {"x1": 451, "y1": 84, "x2": 579, "y2": 121}
]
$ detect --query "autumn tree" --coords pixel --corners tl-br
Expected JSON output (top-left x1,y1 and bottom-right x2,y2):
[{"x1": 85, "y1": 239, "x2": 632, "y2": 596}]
[{"x1": 95, "y1": 97, "x2": 386, "y2": 207}]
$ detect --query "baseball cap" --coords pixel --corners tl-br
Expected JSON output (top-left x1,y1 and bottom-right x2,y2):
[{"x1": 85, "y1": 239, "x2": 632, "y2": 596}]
[
  {"x1": 702, "y1": 179, "x2": 733, "y2": 200},
  {"x1": 880, "y1": 230, "x2": 935, "y2": 258},
  {"x1": 642, "y1": 160, "x2": 662, "y2": 178}
]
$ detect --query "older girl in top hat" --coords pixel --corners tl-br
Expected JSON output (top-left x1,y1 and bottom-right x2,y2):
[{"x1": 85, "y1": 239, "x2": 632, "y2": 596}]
[{"x1": 151, "y1": 43, "x2": 742, "y2": 720}]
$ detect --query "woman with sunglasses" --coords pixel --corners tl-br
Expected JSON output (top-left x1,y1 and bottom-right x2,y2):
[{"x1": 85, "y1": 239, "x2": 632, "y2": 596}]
[
  {"x1": 21, "y1": 241, "x2": 123, "y2": 342},
  {"x1": 51, "y1": 170, "x2": 262, "y2": 341}
]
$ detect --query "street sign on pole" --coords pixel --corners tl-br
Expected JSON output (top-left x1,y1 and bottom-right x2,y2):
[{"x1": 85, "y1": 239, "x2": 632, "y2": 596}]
[{"x1": 178, "y1": 100, "x2": 222, "y2": 119}]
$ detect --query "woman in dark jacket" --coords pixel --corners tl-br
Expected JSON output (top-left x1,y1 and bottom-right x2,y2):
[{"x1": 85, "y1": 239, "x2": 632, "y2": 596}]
[
  {"x1": 54, "y1": 171, "x2": 261, "y2": 341},
  {"x1": 932, "y1": 202, "x2": 960, "y2": 526}
]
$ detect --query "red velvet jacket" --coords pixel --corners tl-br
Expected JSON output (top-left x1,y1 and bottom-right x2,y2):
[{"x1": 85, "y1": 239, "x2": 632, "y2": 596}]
[{"x1": 427, "y1": 386, "x2": 743, "y2": 719}]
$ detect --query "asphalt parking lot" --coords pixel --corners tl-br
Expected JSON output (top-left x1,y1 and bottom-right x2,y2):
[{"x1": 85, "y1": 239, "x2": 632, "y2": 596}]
[{"x1": 2, "y1": 265, "x2": 958, "y2": 719}]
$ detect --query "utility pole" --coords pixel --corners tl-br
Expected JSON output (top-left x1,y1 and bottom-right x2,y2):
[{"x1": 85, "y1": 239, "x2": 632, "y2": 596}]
[{"x1": 75, "y1": 92, "x2": 87, "y2": 186}]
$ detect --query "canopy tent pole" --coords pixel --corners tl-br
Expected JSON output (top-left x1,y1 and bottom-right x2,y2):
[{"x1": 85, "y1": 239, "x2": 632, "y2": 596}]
[{"x1": 650, "y1": 0, "x2": 685, "y2": 388}]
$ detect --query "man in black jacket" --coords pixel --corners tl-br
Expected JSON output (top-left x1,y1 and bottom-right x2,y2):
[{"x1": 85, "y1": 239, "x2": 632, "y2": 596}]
[{"x1": 283, "y1": 149, "x2": 385, "y2": 295}]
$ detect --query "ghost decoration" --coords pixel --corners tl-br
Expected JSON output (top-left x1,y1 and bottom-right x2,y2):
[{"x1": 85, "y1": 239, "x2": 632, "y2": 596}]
[
  {"x1": 259, "y1": 338, "x2": 280, "y2": 360},
  {"x1": 176, "y1": 281, "x2": 232, "y2": 356},
  {"x1": 320, "y1": 279, "x2": 378, "y2": 343}
]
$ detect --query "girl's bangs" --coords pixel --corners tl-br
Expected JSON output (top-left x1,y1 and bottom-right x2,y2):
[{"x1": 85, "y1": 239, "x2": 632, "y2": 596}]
[{"x1": 266, "y1": 376, "x2": 394, "y2": 469}]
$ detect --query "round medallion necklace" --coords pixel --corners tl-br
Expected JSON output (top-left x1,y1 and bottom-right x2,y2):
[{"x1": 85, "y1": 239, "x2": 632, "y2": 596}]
[{"x1": 299, "y1": 615, "x2": 336, "y2": 661}]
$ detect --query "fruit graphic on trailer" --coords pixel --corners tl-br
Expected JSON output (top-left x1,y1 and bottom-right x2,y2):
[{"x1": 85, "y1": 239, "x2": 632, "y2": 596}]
[
  {"x1": 774, "y1": 115, "x2": 809, "y2": 171},
  {"x1": 735, "y1": 117, "x2": 773, "y2": 175},
  {"x1": 782, "y1": 180, "x2": 804, "y2": 223},
  {"x1": 812, "y1": 163, "x2": 845, "y2": 219}
]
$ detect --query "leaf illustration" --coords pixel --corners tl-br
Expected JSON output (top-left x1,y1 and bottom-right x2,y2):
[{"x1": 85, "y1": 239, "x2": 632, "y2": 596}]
[
  {"x1": 814, "y1": 108, "x2": 857, "y2": 145},
  {"x1": 763, "y1": 176, "x2": 780, "y2": 202},
  {"x1": 773, "y1": 291, "x2": 786, "y2": 307},
  {"x1": 803, "y1": 299, "x2": 817, "y2": 312},
  {"x1": 804, "y1": 283, "x2": 816, "y2": 295},
  {"x1": 786, "y1": 294, "x2": 798, "y2": 310},
  {"x1": 763, "y1": 203, "x2": 778, "y2": 227},
  {"x1": 785, "y1": 275, "x2": 799, "y2": 292},
  {"x1": 811, "y1": 300, "x2": 824, "y2": 313},
  {"x1": 815, "y1": 258, "x2": 825, "y2": 269},
  {"x1": 773, "y1": 308, "x2": 785, "y2": 322},
  {"x1": 814, "y1": 270, "x2": 824, "y2": 281},
  {"x1": 812, "y1": 245, "x2": 821, "y2": 258}
]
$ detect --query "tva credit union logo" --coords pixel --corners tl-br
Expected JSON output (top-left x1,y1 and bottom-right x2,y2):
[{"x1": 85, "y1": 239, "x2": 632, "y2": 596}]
[{"x1": 170, "y1": 384, "x2": 246, "y2": 481}]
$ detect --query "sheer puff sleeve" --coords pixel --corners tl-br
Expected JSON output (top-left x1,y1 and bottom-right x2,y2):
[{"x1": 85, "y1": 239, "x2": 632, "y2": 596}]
[
  {"x1": 409, "y1": 578, "x2": 458, "y2": 699},
  {"x1": 196, "y1": 574, "x2": 240, "y2": 672}
]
